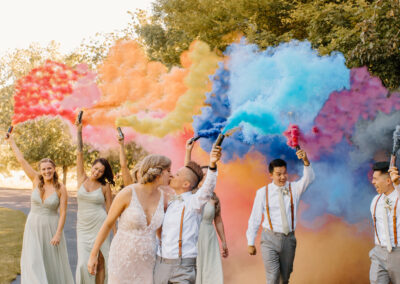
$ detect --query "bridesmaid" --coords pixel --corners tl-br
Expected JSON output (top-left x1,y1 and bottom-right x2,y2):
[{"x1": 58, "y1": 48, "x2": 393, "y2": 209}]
[
  {"x1": 75, "y1": 121, "x2": 115, "y2": 284},
  {"x1": 5, "y1": 134, "x2": 73, "y2": 284},
  {"x1": 184, "y1": 138, "x2": 228, "y2": 284}
]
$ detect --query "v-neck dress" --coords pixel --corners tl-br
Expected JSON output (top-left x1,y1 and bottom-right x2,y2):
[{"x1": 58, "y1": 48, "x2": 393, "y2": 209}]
[
  {"x1": 76, "y1": 185, "x2": 110, "y2": 283},
  {"x1": 21, "y1": 188, "x2": 74, "y2": 284},
  {"x1": 108, "y1": 185, "x2": 164, "y2": 284}
]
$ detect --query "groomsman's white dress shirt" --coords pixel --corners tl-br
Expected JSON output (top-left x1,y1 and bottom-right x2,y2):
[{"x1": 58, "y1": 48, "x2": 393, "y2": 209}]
[
  {"x1": 370, "y1": 184, "x2": 400, "y2": 248},
  {"x1": 246, "y1": 165, "x2": 315, "y2": 246}
]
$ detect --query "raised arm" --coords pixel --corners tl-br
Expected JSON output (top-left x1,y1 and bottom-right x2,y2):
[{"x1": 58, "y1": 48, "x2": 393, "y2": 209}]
[
  {"x1": 50, "y1": 184, "x2": 68, "y2": 246},
  {"x1": 87, "y1": 187, "x2": 131, "y2": 275},
  {"x1": 76, "y1": 122, "x2": 87, "y2": 186},
  {"x1": 184, "y1": 138, "x2": 195, "y2": 166},
  {"x1": 389, "y1": 166, "x2": 400, "y2": 197},
  {"x1": 213, "y1": 197, "x2": 228, "y2": 258},
  {"x1": 292, "y1": 149, "x2": 315, "y2": 196},
  {"x1": 5, "y1": 135, "x2": 38, "y2": 182},
  {"x1": 190, "y1": 146, "x2": 221, "y2": 211},
  {"x1": 118, "y1": 138, "x2": 133, "y2": 186}
]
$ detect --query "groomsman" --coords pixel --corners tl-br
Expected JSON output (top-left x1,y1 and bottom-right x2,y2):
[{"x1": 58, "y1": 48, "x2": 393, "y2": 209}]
[
  {"x1": 154, "y1": 146, "x2": 222, "y2": 284},
  {"x1": 369, "y1": 162, "x2": 400, "y2": 284},
  {"x1": 246, "y1": 149, "x2": 315, "y2": 284}
]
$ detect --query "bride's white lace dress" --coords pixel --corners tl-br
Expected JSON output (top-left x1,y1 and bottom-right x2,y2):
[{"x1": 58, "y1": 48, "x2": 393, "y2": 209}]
[{"x1": 108, "y1": 186, "x2": 164, "y2": 284}]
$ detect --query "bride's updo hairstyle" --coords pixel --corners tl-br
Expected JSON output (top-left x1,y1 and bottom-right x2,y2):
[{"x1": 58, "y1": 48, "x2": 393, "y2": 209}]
[{"x1": 139, "y1": 154, "x2": 171, "y2": 184}]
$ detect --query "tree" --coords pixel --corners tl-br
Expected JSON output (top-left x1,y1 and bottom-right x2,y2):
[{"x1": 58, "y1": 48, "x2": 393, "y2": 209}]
[
  {"x1": 82, "y1": 141, "x2": 147, "y2": 190},
  {"x1": 135, "y1": 0, "x2": 400, "y2": 89},
  {"x1": 0, "y1": 117, "x2": 76, "y2": 185}
]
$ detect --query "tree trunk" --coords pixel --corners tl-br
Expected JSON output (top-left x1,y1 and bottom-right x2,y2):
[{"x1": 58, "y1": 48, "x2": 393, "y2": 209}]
[{"x1": 62, "y1": 165, "x2": 68, "y2": 185}]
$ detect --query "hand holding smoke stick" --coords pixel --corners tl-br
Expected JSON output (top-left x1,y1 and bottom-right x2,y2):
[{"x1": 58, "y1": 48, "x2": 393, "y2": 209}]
[
  {"x1": 389, "y1": 125, "x2": 400, "y2": 168},
  {"x1": 75, "y1": 110, "x2": 83, "y2": 125},
  {"x1": 284, "y1": 124, "x2": 310, "y2": 166},
  {"x1": 117, "y1": 127, "x2": 125, "y2": 142},
  {"x1": 4, "y1": 125, "x2": 13, "y2": 139}
]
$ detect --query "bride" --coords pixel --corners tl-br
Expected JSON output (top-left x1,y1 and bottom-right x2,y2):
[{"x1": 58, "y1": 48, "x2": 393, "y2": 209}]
[{"x1": 87, "y1": 154, "x2": 172, "y2": 284}]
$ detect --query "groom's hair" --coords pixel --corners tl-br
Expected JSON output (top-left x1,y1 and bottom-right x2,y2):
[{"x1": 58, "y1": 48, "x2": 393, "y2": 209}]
[
  {"x1": 185, "y1": 161, "x2": 204, "y2": 190},
  {"x1": 269, "y1": 159, "x2": 287, "y2": 173},
  {"x1": 372, "y1": 161, "x2": 389, "y2": 175}
]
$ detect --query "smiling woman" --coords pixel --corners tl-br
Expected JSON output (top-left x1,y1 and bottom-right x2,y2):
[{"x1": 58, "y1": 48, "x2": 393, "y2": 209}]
[
  {"x1": 4, "y1": 133, "x2": 74, "y2": 284},
  {"x1": 75, "y1": 118, "x2": 115, "y2": 284}
]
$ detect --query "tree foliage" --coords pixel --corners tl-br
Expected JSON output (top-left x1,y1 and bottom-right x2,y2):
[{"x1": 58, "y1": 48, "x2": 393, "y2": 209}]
[
  {"x1": 0, "y1": 117, "x2": 76, "y2": 182},
  {"x1": 135, "y1": 0, "x2": 400, "y2": 89}
]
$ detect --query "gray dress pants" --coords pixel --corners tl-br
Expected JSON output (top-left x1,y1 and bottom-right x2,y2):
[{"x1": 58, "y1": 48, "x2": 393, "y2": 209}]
[
  {"x1": 369, "y1": 246, "x2": 400, "y2": 284},
  {"x1": 260, "y1": 229, "x2": 297, "y2": 284},
  {"x1": 154, "y1": 256, "x2": 196, "y2": 284}
]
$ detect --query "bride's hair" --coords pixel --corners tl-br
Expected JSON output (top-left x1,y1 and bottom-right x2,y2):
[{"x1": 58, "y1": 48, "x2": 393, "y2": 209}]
[{"x1": 139, "y1": 154, "x2": 171, "y2": 184}]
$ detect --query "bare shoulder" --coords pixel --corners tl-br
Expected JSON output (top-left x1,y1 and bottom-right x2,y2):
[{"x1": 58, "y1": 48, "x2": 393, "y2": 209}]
[
  {"x1": 58, "y1": 183, "x2": 68, "y2": 197},
  {"x1": 102, "y1": 183, "x2": 111, "y2": 193},
  {"x1": 113, "y1": 186, "x2": 133, "y2": 206},
  {"x1": 32, "y1": 175, "x2": 40, "y2": 189}
]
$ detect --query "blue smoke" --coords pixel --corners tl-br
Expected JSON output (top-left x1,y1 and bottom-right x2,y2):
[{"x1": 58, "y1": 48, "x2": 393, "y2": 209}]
[{"x1": 192, "y1": 40, "x2": 379, "y2": 225}]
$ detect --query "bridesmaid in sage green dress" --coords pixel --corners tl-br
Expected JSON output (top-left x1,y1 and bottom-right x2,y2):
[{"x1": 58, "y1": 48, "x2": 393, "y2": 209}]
[
  {"x1": 184, "y1": 139, "x2": 229, "y2": 284},
  {"x1": 75, "y1": 121, "x2": 115, "y2": 284},
  {"x1": 6, "y1": 134, "x2": 73, "y2": 284}
]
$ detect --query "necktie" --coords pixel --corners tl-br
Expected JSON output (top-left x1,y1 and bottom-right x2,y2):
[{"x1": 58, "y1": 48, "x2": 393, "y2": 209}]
[
  {"x1": 278, "y1": 187, "x2": 290, "y2": 235},
  {"x1": 383, "y1": 196, "x2": 392, "y2": 252}
]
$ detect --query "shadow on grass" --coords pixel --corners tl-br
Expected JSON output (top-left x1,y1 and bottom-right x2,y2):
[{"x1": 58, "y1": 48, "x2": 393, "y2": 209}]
[{"x1": 0, "y1": 207, "x2": 26, "y2": 284}]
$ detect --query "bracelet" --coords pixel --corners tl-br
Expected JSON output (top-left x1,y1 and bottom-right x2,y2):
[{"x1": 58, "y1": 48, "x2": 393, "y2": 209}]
[{"x1": 209, "y1": 165, "x2": 217, "y2": 171}]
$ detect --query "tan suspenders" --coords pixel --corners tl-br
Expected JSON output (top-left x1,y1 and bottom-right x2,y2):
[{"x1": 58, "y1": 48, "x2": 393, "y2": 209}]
[
  {"x1": 178, "y1": 206, "x2": 185, "y2": 258},
  {"x1": 265, "y1": 183, "x2": 294, "y2": 232},
  {"x1": 373, "y1": 194, "x2": 382, "y2": 245},
  {"x1": 373, "y1": 194, "x2": 399, "y2": 246},
  {"x1": 394, "y1": 198, "x2": 399, "y2": 246}
]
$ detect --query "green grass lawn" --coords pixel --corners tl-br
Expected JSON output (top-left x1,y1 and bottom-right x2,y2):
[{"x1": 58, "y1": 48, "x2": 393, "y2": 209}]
[{"x1": 0, "y1": 207, "x2": 26, "y2": 284}]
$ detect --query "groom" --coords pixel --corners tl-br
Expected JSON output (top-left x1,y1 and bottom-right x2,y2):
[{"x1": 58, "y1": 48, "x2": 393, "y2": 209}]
[{"x1": 153, "y1": 145, "x2": 222, "y2": 284}]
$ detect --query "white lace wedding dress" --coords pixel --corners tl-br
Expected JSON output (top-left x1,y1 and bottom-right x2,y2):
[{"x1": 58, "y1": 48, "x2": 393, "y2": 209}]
[{"x1": 108, "y1": 186, "x2": 164, "y2": 284}]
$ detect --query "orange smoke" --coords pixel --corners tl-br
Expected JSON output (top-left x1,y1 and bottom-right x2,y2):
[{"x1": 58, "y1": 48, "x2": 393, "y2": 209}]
[
  {"x1": 194, "y1": 153, "x2": 373, "y2": 283},
  {"x1": 84, "y1": 40, "x2": 189, "y2": 126}
]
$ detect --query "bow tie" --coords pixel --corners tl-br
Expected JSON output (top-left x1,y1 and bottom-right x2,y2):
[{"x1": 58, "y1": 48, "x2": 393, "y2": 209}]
[
  {"x1": 279, "y1": 187, "x2": 289, "y2": 195},
  {"x1": 170, "y1": 195, "x2": 184, "y2": 202}
]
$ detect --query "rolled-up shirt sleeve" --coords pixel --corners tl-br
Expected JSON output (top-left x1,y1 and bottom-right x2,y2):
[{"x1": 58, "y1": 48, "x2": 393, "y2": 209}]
[
  {"x1": 189, "y1": 169, "x2": 218, "y2": 211},
  {"x1": 246, "y1": 188, "x2": 264, "y2": 246}
]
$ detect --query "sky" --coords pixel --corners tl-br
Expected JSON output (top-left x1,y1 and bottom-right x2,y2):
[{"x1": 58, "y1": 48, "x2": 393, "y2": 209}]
[{"x1": 0, "y1": 0, "x2": 154, "y2": 56}]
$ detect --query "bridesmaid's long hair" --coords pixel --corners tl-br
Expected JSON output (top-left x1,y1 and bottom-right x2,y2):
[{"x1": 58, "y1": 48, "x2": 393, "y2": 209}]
[
  {"x1": 93, "y1": 158, "x2": 115, "y2": 186},
  {"x1": 38, "y1": 158, "x2": 61, "y2": 199}
]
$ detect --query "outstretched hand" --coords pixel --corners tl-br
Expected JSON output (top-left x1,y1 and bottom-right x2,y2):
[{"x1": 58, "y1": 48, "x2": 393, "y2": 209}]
[
  {"x1": 186, "y1": 138, "x2": 195, "y2": 152},
  {"x1": 389, "y1": 167, "x2": 400, "y2": 186},
  {"x1": 296, "y1": 149, "x2": 310, "y2": 166},
  {"x1": 209, "y1": 146, "x2": 222, "y2": 168}
]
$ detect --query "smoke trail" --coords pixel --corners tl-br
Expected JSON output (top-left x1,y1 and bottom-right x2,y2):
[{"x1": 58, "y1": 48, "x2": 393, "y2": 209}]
[
  {"x1": 222, "y1": 40, "x2": 350, "y2": 137},
  {"x1": 12, "y1": 60, "x2": 86, "y2": 124},
  {"x1": 84, "y1": 40, "x2": 189, "y2": 126},
  {"x1": 116, "y1": 41, "x2": 221, "y2": 137},
  {"x1": 60, "y1": 64, "x2": 101, "y2": 113},
  {"x1": 350, "y1": 111, "x2": 400, "y2": 167},
  {"x1": 305, "y1": 67, "x2": 400, "y2": 158}
]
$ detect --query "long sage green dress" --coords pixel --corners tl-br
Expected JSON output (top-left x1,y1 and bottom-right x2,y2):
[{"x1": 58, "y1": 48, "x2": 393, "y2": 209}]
[
  {"x1": 21, "y1": 188, "x2": 74, "y2": 284},
  {"x1": 76, "y1": 185, "x2": 110, "y2": 284},
  {"x1": 196, "y1": 201, "x2": 224, "y2": 284}
]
